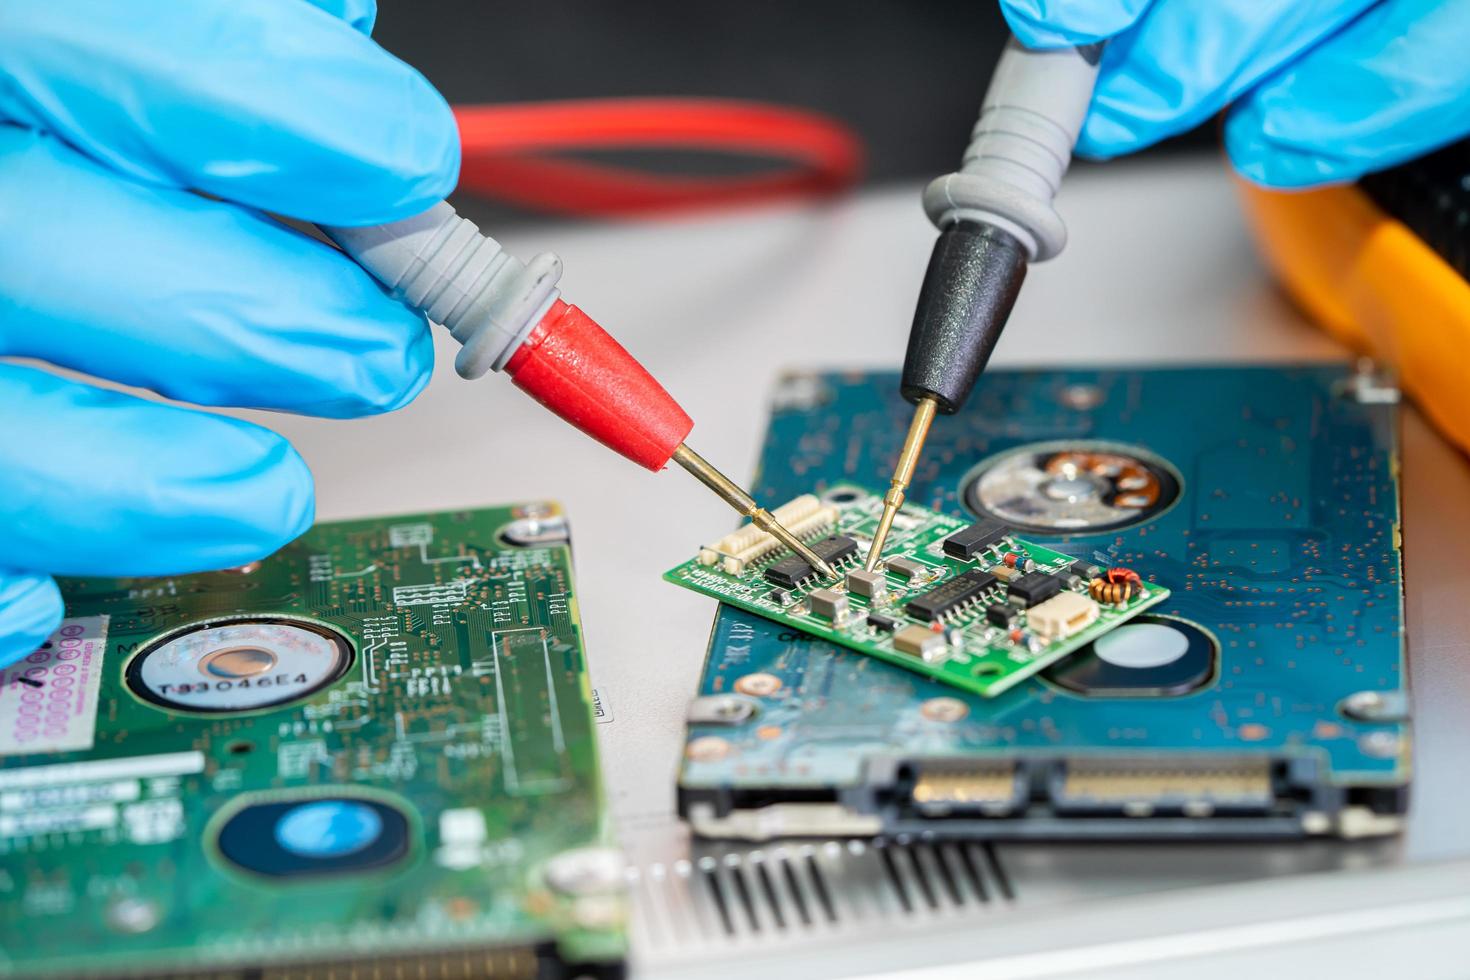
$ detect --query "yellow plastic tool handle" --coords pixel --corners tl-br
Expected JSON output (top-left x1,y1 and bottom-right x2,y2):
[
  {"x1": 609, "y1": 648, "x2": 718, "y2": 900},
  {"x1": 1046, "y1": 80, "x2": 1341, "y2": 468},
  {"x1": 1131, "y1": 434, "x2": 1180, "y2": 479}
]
[{"x1": 1237, "y1": 179, "x2": 1470, "y2": 454}]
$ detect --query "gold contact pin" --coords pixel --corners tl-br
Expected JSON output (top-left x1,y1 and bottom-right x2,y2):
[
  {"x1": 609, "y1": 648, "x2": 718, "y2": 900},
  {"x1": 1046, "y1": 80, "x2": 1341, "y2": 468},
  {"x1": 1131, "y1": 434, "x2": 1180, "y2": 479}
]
[
  {"x1": 672, "y1": 444, "x2": 839, "y2": 580},
  {"x1": 866, "y1": 396, "x2": 938, "y2": 571}
]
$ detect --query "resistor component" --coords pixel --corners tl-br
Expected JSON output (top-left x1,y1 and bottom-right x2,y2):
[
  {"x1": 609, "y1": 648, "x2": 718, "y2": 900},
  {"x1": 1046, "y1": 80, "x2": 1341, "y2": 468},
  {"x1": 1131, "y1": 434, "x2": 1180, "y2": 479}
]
[{"x1": 1089, "y1": 567, "x2": 1143, "y2": 605}]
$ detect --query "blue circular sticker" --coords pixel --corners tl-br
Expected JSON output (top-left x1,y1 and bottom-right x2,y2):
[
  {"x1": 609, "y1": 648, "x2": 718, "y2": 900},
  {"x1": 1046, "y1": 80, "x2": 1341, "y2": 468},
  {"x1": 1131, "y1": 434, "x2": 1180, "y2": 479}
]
[{"x1": 274, "y1": 800, "x2": 384, "y2": 858}]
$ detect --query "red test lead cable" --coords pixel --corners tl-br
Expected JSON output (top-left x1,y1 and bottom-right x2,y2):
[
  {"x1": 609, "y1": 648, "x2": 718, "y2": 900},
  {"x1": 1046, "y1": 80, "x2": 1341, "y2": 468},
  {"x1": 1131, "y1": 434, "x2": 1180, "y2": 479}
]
[{"x1": 451, "y1": 98, "x2": 863, "y2": 218}]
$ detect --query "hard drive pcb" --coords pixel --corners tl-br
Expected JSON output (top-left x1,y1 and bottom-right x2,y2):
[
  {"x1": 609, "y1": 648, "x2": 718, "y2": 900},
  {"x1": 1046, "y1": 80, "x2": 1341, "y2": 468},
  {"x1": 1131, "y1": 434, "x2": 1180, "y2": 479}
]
[
  {"x1": 666, "y1": 486, "x2": 1169, "y2": 697},
  {"x1": 679, "y1": 364, "x2": 1408, "y2": 841},
  {"x1": 0, "y1": 506, "x2": 624, "y2": 978}
]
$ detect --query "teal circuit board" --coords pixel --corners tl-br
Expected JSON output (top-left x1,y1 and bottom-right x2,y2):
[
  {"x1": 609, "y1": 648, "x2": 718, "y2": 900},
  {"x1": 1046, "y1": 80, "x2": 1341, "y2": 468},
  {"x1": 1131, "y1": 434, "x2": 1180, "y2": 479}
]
[
  {"x1": 679, "y1": 365, "x2": 1408, "y2": 841},
  {"x1": 0, "y1": 505, "x2": 624, "y2": 979},
  {"x1": 666, "y1": 485, "x2": 1169, "y2": 697}
]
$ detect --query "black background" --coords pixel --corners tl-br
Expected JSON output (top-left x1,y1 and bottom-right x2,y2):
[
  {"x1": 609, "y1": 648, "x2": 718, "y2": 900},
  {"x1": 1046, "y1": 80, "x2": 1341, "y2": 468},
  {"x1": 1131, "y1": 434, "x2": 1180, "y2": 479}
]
[{"x1": 373, "y1": 1, "x2": 1208, "y2": 188}]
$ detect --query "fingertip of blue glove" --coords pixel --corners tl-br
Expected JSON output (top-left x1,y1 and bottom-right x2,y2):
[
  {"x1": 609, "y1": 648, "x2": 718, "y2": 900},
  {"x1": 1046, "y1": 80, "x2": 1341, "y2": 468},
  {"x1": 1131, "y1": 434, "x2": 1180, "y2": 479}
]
[
  {"x1": 1074, "y1": 109, "x2": 1146, "y2": 160},
  {"x1": 292, "y1": 277, "x2": 435, "y2": 418},
  {"x1": 1000, "y1": 14, "x2": 1089, "y2": 49},
  {"x1": 999, "y1": 0, "x2": 1152, "y2": 48},
  {"x1": 235, "y1": 427, "x2": 317, "y2": 553},
  {"x1": 360, "y1": 91, "x2": 463, "y2": 225},
  {"x1": 1223, "y1": 102, "x2": 1357, "y2": 190},
  {"x1": 131, "y1": 414, "x2": 318, "y2": 573},
  {"x1": 303, "y1": 82, "x2": 462, "y2": 227},
  {"x1": 303, "y1": 0, "x2": 379, "y2": 35},
  {"x1": 0, "y1": 574, "x2": 63, "y2": 670},
  {"x1": 352, "y1": 317, "x2": 435, "y2": 416}
]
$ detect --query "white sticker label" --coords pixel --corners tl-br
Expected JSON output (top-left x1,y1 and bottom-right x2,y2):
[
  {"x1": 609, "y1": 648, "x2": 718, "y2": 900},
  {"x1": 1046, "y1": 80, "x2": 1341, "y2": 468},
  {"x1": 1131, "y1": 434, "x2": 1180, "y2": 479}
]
[
  {"x1": 0, "y1": 616, "x2": 109, "y2": 756},
  {"x1": 590, "y1": 687, "x2": 613, "y2": 724}
]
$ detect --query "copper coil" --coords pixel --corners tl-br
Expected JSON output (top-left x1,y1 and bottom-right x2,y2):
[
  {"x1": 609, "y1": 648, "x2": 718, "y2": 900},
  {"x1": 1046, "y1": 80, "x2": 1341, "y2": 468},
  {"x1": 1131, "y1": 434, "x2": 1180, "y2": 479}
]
[{"x1": 1090, "y1": 577, "x2": 1138, "y2": 605}]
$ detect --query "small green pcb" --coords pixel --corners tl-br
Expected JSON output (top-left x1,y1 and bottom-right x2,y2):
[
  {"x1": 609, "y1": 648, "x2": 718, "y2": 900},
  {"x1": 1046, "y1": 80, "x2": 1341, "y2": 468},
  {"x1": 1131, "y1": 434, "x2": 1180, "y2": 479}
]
[
  {"x1": 665, "y1": 485, "x2": 1169, "y2": 697},
  {"x1": 0, "y1": 505, "x2": 623, "y2": 979}
]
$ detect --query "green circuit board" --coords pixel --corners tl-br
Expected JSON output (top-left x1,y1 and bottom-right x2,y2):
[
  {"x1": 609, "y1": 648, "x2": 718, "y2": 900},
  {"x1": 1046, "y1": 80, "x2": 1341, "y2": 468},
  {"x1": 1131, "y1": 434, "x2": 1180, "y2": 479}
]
[
  {"x1": 0, "y1": 506, "x2": 623, "y2": 979},
  {"x1": 665, "y1": 485, "x2": 1169, "y2": 697}
]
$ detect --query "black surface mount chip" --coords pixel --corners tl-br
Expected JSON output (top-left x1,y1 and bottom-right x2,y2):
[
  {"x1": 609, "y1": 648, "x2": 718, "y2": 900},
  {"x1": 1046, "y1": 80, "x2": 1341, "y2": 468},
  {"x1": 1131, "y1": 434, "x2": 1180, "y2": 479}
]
[
  {"x1": 985, "y1": 604, "x2": 1017, "y2": 628},
  {"x1": 905, "y1": 569, "x2": 997, "y2": 622},
  {"x1": 763, "y1": 535, "x2": 859, "y2": 587},
  {"x1": 1007, "y1": 571, "x2": 1063, "y2": 608},
  {"x1": 867, "y1": 613, "x2": 900, "y2": 633},
  {"x1": 942, "y1": 520, "x2": 1011, "y2": 560}
]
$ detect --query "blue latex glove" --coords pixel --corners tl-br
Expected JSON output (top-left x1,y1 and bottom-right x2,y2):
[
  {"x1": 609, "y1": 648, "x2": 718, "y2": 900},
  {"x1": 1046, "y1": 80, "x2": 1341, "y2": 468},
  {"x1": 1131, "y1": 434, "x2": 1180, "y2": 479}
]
[
  {"x1": 999, "y1": 0, "x2": 1470, "y2": 187},
  {"x1": 0, "y1": 0, "x2": 459, "y2": 666}
]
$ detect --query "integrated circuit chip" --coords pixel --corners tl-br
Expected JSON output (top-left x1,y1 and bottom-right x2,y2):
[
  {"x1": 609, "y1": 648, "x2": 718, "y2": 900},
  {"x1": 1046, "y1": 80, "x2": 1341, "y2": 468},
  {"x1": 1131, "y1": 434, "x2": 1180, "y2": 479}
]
[
  {"x1": 1069, "y1": 559, "x2": 1102, "y2": 580},
  {"x1": 942, "y1": 519, "x2": 1010, "y2": 560},
  {"x1": 906, "y1": 569, "x2": 997, "y2": 622},
  {"x1": 1007, "y1": 571, "x2": 1063, "y2": 608},
  {"x1": 763, "y1": 535, "x2": 859, "y2": 587},
  {"x1": 985, "y1": 604, "x2": 1017, "y2": 629},
  {"x1": 867, "y1": 612, "x2": 900, "y2": 633}
]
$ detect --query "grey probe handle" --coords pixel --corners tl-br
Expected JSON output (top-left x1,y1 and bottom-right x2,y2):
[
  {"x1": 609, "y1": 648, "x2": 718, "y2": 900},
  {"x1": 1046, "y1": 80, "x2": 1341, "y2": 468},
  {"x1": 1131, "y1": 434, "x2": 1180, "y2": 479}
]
[
  {"x1": 923, "y1": 38, "x2": 1103, "y2": 261},
  {"x1": 323, "y1": 203, "x2": 563, "y2": 380}
]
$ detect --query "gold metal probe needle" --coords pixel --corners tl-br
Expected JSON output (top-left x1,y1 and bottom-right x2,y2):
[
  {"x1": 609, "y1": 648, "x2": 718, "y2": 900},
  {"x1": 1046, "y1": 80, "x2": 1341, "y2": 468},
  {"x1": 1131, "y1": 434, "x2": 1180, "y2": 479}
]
[
  {"x1": 671, "y1": 443, "x2": 839, "y2": 580},
  {"x1": 865, "y1": 396, "x2": 939, "y2": 571}
]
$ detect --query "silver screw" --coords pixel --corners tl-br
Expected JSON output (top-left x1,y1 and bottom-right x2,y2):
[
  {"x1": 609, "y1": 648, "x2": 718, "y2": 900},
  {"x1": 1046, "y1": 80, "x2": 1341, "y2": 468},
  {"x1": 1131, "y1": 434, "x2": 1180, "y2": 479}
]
[
  {"x1": 734, "y1": 673, "x2": 782, "y2": 697},
  {"x1": 686, "y1": 696, "x2": 757, "y2": 725},
  {"x1": 1340, "y1": 690, "x2": 1408, "y2": 722},
  {"x1": 685, "y1": 736, "x2": 732, "y2": 762},
  {"x1": 1059, "y1": 384, "x2": 1103, "y2": 410},
  {"x1": 920, "y1": 697, "x2": 970, "y2": 723},
  {"x1": 499, "y1": 515, "x2": 570, "y2": 547},
  {"x1": 1358, "y1": 731, "x2": 1402, "y2": 759}
]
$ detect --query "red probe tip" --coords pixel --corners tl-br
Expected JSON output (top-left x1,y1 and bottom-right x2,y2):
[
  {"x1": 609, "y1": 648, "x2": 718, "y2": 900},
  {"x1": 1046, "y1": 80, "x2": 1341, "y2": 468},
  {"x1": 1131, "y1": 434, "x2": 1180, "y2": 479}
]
[{"x1": 503, "y1": 300, "x2": 694, "y2": 471}]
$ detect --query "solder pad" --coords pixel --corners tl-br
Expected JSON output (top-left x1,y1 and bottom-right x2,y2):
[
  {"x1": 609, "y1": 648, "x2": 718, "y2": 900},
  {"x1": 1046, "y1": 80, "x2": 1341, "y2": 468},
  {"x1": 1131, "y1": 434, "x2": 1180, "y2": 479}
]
[
  {"x1": 665, "y1": 487, "x2": 1169, "y2": 697},
  {"x1": 678, "y1": 365, "x2": 1408, "y2": 841},
  {"x1": 0, "y1": 506, "x2": 623, "y2": 978}
]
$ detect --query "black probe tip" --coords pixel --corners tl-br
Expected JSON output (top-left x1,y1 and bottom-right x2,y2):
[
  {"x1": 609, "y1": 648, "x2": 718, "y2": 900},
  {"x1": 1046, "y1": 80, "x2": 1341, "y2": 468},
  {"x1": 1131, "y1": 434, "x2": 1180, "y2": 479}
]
[{"x1": 900, "y1": 221, "x2": 1027, "y2": 414}]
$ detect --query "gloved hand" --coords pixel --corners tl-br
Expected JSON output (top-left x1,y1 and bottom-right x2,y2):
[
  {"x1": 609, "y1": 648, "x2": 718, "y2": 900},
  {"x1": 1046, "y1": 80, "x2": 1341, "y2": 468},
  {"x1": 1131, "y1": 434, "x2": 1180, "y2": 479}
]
[
  {"x1": 998, "y1": 0, "x2": 1470, "y2": 187},
  {"x1": 0, "y1": 0, "x2": 459, "y2": 666}
]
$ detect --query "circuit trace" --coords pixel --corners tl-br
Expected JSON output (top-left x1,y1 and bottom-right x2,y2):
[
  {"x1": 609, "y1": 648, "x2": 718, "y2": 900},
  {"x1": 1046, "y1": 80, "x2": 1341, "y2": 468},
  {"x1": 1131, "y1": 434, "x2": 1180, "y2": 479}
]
[{"x1": 666, "y1": 485, "x2": 1168, "y2": 697}]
